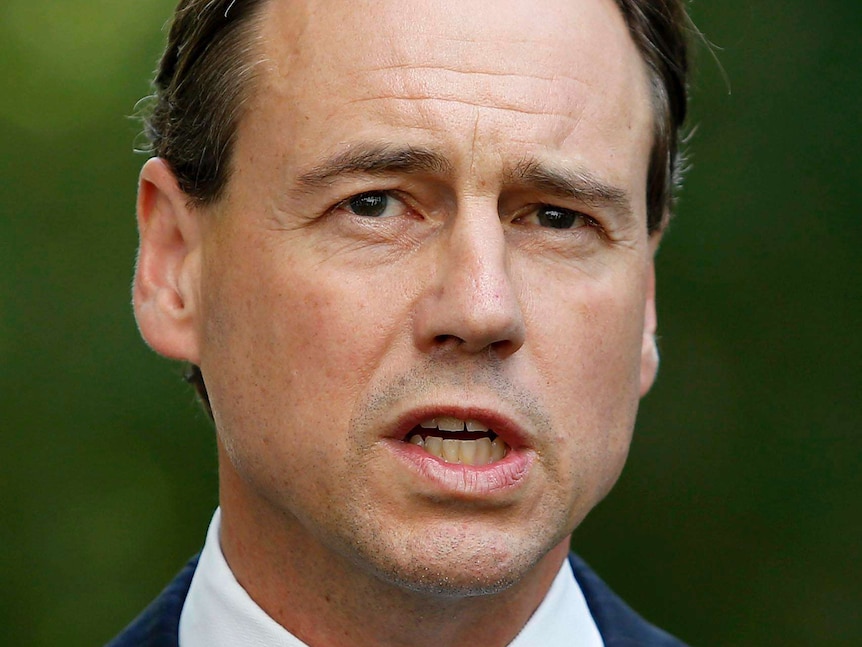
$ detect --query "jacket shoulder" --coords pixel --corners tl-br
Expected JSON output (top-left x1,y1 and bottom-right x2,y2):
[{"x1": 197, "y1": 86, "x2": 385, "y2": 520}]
[
  {"x1": 568, "y1": 553, "x2": 689, "y2": 646},
  {"x1": 105, "y1": 555, "x2": 200, "y2": 647}
]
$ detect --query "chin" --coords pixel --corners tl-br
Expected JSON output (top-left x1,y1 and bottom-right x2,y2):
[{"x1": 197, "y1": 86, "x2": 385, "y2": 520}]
[
  {"x1": 345, "y1": 523, "x2": 564, "y2": 599},
  {"x1": 372, "y1": 556, "x2": 531, "y2": 599}
]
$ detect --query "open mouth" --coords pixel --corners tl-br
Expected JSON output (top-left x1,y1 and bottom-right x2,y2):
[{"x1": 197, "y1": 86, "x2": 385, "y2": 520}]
[{"x1": 404, "y1": 416, "x2": 510, "y2": 466}]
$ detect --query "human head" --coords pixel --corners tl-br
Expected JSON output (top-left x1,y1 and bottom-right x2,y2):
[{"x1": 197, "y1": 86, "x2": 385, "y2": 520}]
[
  {"x1": 140, "y1": 0, "x2": 689, "y2": 410},
  {"x1": 133, "y1": 0, "x2": 690, "y2": 611}
]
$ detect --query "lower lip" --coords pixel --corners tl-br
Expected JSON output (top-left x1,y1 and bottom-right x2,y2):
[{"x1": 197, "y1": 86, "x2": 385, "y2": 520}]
[{"x1": 384, "y1": 438, "x2": 534, "y2": 497}]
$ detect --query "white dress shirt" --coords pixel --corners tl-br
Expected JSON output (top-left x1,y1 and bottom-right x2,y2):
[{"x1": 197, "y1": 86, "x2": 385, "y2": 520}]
[{"x1": 179, "y1": 509, "x2": 603, "y2": 647}]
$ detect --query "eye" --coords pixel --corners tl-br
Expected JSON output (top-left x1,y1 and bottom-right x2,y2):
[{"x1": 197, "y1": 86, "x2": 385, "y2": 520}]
[
  {"x1": 341, "y1": 191, "x2": 405, "y2": 218},
  {"x1": 535, "y1": 205, "x2": 588, "y2": 229}
]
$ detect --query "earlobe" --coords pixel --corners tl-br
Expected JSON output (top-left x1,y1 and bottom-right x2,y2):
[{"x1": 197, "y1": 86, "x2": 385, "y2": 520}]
[
  {"x1": 133, "y1": 158, "x2": 203, "y2": 364},
  {"x1": 639, "y1": 254, "x2": 660, "y2": 397}
]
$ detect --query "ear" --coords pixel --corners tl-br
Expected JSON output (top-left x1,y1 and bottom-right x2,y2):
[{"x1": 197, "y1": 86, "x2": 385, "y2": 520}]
[
  {"x1": 639, "y1": 234, "x2": 662, "y2": 397},
  {"x1": 133, "y1": 158, "x2": 203, "y2": 365}
]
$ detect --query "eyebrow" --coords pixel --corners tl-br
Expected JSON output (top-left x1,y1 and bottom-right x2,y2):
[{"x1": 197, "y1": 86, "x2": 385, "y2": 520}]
[
  {"x1": 507, "y1": 158, "x2": 634, "y2": 218},
  {"x1": 295, "y1": 144, "x2": 453, "y2": 190},
  {"x1": 294, "y1": 144, "x2": 634, "y2": 220}
]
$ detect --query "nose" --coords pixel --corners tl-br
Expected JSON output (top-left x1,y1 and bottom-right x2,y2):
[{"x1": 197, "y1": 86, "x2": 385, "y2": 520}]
[{"x1": 413, "y1": 203, "x2": 526, "y2": 358}]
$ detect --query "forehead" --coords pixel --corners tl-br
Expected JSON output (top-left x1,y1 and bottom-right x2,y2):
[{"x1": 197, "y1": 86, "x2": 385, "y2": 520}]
[{"x1": 237, "y1": 0, "x2": 653, "y2": 197}]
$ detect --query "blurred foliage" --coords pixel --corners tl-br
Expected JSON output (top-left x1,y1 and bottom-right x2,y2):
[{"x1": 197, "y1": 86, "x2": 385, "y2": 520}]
[{"x1": 1, "y1": 1, "x2": 859, "y2": 645}]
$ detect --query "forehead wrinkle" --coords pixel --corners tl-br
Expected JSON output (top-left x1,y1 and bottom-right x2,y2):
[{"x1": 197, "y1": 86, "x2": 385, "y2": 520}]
[
  {"x1": 344, "y1": 95, "x2": 584, "y2": 124},
  {"x1": 344, "y1": 62, "x2": 591, "y2": 105},
  {"x1": 351, "y1": 62, "x2": 590, "y2": 87}
]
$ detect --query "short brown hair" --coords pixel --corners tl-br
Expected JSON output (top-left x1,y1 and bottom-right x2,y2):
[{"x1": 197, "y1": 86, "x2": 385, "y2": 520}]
[
  {"x1": 139, "y1": 0, "x2": 691, "y2": 413},
  {"x1": 142, "y1": 0, "x2": 268, "y2": 205}
]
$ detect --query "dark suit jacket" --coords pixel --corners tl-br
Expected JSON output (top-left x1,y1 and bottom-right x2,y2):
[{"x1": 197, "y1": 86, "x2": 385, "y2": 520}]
[{"x1": 106, "y1": 553, "x2": 687, "y2": 646}]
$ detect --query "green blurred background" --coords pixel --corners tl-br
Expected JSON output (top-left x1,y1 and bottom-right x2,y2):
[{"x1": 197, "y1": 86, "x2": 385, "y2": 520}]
[{"x1": 1, "y1": 1, "x2": 859, "y2": 645}]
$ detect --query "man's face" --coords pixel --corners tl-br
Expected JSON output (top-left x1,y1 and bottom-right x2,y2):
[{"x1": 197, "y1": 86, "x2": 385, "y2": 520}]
[{"x1": 192, "y1": 0, "x2": 657, "y2": 593}]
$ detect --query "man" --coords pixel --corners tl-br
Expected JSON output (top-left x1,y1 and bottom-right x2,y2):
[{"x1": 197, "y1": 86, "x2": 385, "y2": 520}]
[{"x1": 110, "y1": 0, "x2": 690, "y2": 644}]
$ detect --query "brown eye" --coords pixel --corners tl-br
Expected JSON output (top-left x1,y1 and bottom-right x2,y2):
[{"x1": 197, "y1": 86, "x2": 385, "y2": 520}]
[
  {"x1": 536, "y1": 205, "x2": 584, "y2": 229},
  {"x1": 347, "y1": 192, "x2": 390, "y2": 217}
]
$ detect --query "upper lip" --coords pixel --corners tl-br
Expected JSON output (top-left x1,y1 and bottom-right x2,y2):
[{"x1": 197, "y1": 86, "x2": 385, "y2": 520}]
[{"x1": 389, "y1": 405, "x2": 530, "y2": 450}]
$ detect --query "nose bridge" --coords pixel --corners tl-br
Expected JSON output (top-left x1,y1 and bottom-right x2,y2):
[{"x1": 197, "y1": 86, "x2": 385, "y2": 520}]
[
  {"x1": 449, "y1": 203, "x2": 509, "y2": 302},
  {"x1": 416, "y1": 199, "x2": 526, "y2": 356}
]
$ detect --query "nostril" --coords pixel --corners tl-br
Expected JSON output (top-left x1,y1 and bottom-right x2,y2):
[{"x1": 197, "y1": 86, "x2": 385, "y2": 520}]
[{"x1": 430, "y1": 332, "x2": 522, "y2": 359}]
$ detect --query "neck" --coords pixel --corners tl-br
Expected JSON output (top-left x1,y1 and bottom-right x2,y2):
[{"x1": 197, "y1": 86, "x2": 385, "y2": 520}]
[{"x1": 218, "y1": 459, "x2": 570, "y2": 647}]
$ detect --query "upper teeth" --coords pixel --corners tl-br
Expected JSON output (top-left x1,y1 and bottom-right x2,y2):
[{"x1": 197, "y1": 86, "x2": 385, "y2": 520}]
[
  {"x1": 419, "y1": 416, "x2": 489, "y2": 432},
  {"x1": 411, "y1": 417, "x2": 506, "y2": 465}
]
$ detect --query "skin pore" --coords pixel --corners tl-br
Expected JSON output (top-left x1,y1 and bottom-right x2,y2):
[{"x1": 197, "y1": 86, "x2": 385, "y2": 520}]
[{"x1": 133, "y1": 0, "x2": 661, "y2": 645}]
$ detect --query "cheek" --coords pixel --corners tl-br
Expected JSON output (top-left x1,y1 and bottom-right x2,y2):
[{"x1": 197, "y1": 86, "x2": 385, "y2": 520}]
[
  {"x1": 525, "y1": 267, "x2": 646, "y2": 482},
  {"x1": 199, "y1": 239, "x2": 408, "y2": 439},
  {"x1": 530, "y1": 272, "x2": 646, "y2": 398}
]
